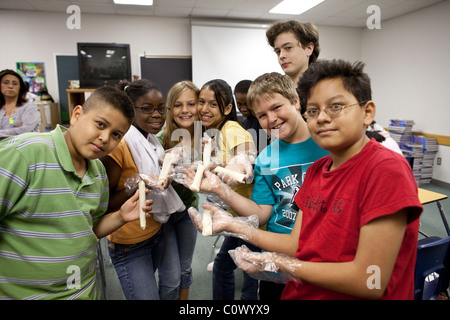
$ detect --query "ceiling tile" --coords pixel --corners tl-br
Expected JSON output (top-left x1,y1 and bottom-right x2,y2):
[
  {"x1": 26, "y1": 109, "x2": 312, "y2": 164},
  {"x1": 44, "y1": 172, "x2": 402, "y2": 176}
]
[
  {"x1": 153, "y1": 6, "x2": 192, "y2": 17},
  {"x1": 195, "y1": 0, "x2": 238, "y2": 10},
  {"x1": 226, "y1": 10, "x2": 266, "y2": 20},
  {"x1": 154, "y1": 0, "x2": 197, "y2": 7},
  {"x1": 191, "y1": 8, "x2": 229, "y2": 18},
  {"x1": 0, "y1": 0, "x2": 444, "y2": 28},
  {"x1": 233, "y1": 0, "x2": 282, "y2": 12}
]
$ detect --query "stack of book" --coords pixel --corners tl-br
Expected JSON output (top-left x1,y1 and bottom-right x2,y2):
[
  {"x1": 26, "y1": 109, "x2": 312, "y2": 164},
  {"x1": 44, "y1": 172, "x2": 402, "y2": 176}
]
[
  {"x1": 412, "y1": 135, "x2": 439, "y2": 185},
  {"x1": 388, "y1": 120, "x2": 440, "y2": 185},
  {"x1": 401, "y1": 142, "x2": 424, "y2": 185},
  {"x1": 388, "y1": 120, "x2": 421, "y2": 184},
  {"x1": 388, "y1": 119, "x2": 415, "y2": 148}
]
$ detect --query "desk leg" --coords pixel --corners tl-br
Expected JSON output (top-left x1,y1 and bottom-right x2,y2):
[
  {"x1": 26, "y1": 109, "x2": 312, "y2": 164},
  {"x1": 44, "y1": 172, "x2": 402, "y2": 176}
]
[
  {"x1": 419, "y1": 229, "x2": 429, "y2": 238},
  {"x1": 436, "y1": 201, "x2": 450, "y2": 236}
]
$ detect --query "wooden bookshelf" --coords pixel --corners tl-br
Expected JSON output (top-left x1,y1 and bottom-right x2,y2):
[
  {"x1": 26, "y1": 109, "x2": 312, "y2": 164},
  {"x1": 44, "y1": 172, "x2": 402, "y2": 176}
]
[{"x1": 66, "y1": 88, "x2": 96, "y2": 119}]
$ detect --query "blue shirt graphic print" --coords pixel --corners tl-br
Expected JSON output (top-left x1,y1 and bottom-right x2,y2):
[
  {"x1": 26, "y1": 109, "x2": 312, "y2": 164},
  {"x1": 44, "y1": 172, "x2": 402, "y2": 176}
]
[
  {"x1": 251, "y1": 137, "x2": 328, "y2": 235},
  {"x1": 270, "y1": 164, "x2": 304, "y2": 232}
]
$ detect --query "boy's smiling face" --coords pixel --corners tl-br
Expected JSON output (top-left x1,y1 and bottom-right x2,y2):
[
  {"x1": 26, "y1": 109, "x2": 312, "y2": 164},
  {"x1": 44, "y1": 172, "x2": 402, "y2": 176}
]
[
  {"x1": 305, "y1": 78, "x2": 375, "y2": 161},
  {"x1": 252, "y1": 93, "x2": 302, "y2": 143},
  {"x1": 66, "y1": 104, "x2": 130, "y2": 163}
]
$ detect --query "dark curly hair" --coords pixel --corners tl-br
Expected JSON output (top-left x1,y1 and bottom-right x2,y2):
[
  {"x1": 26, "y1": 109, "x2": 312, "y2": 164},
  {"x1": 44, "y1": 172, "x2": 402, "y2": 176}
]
[{"x1": 266, "y1": 20, "x2": 320, "y2": 65}]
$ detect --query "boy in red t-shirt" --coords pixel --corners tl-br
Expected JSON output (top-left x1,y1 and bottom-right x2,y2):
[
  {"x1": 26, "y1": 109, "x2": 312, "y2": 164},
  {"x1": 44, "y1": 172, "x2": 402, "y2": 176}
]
[{"x1": 189, "y1": 59, "x2": 423, "y2": 299}]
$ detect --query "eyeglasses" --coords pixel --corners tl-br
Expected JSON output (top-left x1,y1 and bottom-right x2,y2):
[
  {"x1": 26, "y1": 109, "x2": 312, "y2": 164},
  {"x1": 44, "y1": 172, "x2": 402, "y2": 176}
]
[
  {"x1": 135, "y1": 106, "x2": 170, "y2": 115},
  {"x1": 303, "y1": 102, "x2": 366, "y2": 121}
]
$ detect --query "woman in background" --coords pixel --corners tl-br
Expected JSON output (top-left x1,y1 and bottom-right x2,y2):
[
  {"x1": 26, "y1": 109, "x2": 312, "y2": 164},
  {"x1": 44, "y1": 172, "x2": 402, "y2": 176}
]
[{"x1": 0, "y1": 69, "x2": 40, "y2": 139}]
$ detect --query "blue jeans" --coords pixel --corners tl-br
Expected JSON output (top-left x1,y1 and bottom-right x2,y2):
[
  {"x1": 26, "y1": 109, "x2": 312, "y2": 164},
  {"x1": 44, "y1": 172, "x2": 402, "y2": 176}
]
[
  {"x1": 158, "y1": 209, "x2": 198, "y2": 300},
  {"x1": 213, "y1": 236, "x2": 261, "y2": 300},
  {"x1": 108, "y1": 230, "x2": 163, "y2": 300}
]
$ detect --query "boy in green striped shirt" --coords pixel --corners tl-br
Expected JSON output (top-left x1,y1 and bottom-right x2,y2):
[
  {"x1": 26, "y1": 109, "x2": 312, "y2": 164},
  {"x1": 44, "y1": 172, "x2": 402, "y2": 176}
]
[{"x1": 0, "y1": 86, "x2": 152, "y2": 299}]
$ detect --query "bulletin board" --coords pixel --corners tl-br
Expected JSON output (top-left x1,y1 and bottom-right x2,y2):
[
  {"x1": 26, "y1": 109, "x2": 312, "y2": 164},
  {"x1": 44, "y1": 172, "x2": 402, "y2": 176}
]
[{"x1": 56, "y1": 55, "x2": 79, "y2": 123}]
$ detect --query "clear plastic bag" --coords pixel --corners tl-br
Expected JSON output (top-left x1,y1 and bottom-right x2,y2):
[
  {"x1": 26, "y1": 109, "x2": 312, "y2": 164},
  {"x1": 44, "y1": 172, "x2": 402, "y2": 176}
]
[
  {"x1": 228, "y1": 245, "x2": 302, "y2": 284},
  {"x1": 124, "y1": 173, "x2": 168, "y2": 196}
]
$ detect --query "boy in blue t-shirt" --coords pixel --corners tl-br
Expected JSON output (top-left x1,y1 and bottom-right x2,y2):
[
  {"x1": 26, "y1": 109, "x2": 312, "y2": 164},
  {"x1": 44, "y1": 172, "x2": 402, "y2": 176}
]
[{"x1": 187, "y1": 72, "x2": 327, "y2": 298}]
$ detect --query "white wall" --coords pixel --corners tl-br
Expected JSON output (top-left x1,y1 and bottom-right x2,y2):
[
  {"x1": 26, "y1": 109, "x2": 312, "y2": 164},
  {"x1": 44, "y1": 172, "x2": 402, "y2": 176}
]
[
  {"x1": 361, "y1": 0, "x2": 450, "y2": 183},
  {"x1": 191, "y1": 23, "x2": 282, "y2": 92},
  {"x1": 0, "y1": 10, "x2": 363, "y2": 106},
  {"x1": 313, "y1": 25, "x2": 362, "y2": 62},
  {"x1": 0, "y1": 10, "x2": 191, "y2": 102},
  {"x1": 191, "y1": 21, "x2": 362, "y2": 91},
  {"x1": 434, "y1": 146, "x2": 450, "y2": 183}
]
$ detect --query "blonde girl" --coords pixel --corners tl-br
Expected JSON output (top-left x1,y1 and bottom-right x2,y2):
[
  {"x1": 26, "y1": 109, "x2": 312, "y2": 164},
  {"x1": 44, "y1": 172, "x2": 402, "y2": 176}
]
[{"x1": 156, "y1": 80, "x2": 200, "y2": 300}]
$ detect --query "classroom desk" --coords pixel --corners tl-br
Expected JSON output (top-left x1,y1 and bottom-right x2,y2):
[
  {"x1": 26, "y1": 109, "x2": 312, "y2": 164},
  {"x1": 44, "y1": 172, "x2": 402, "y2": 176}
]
[{"x1": 418, "y1": 188, "x2": 450, "y2": 237}]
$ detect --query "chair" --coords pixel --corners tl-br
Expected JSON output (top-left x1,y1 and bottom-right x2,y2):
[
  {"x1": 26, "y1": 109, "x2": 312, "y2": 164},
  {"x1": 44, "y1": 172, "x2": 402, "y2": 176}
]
[{"x1": 414, "y1": 236, "x2": 450, "y2": 300}]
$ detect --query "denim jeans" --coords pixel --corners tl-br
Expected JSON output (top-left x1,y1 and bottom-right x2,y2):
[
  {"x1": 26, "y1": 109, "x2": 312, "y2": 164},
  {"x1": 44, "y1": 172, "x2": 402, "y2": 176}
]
[
  {"x1": 158, "y1": 209, "x2": 198, "y2": 300},
  {"x1": 108, "y1": 230, "x2": 163, "y2": 300},
  {"x1": 212, "y1": 236, "x2": 261, "y2": 300}
]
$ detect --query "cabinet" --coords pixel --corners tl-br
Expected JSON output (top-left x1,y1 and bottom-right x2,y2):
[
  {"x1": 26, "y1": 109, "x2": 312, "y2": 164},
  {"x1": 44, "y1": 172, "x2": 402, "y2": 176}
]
[
  {"x1": 36, "y1": 101, "x2": 60, "y2": 132},
  {"x1": 66, "y1": 88, "x2": 96, "y2": 119}
]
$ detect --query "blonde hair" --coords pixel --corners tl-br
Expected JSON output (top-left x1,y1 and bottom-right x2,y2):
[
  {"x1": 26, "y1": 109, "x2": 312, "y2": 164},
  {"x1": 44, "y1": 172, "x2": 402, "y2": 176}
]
[
  {"x1": 247, "y1": 72, "x2": 298, "y2": 110},
  {"x1": 162, "y1": 81, "x2": 200, "y2": 149}
]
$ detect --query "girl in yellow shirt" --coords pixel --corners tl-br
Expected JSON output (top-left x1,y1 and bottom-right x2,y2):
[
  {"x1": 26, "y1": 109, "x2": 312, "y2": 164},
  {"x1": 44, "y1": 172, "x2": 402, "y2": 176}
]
[{"x1": 197, "y1": 79, "x2": 260, "y2": 300}]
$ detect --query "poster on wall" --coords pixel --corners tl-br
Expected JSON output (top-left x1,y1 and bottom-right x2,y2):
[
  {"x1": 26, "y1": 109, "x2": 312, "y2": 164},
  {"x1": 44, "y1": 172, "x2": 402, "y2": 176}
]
[{"x1": 16, "y1": 62, "x2": 47, "y2": 95}]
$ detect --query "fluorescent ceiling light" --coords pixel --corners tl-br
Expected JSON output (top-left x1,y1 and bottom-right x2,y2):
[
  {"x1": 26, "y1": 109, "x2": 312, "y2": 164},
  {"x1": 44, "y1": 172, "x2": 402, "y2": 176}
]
[
  {"x1": 113, "y1": 0, "x2": 153, "y2": 6},
  {"x1": 269, "y1": 0, "x2": 325, "y2": 15}
]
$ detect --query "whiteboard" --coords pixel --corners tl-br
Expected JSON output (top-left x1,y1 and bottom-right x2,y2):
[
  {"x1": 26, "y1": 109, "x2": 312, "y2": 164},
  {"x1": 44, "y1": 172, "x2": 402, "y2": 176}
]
[{"x1": 191, "y1": 21, "x2": 282, "y2": 91}]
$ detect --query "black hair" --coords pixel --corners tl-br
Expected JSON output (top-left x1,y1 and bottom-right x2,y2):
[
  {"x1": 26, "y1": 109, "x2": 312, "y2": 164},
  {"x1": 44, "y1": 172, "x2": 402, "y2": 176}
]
[
  {"x1": 234, "y1": 80, "x2": 252, "y2": 95},
  {"x1": 0, "y1": 69, "x2": 28, "y2": 107},
  {"x1": 116, "y1": 79, "x2": 163, "y2": 105},
  {"x1": 83, "y1": 86, "x2": 135, "y2": 124},
  {"x1": 366, "y1": 121, "x2": 386, "y2": 142},
  {"x1": 297, "y1": 59, "x2": 372, "y2": 110},
  {"x1": 201, "y1": 79, "x2": 238, "y2": 130}
]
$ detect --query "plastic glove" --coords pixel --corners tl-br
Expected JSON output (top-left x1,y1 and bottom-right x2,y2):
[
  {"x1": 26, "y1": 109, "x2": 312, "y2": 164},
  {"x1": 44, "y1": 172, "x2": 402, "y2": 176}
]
[
  {"x1": 157, "y1": 152, "x2": 177, "y2": 187},
  {"x1": 218, "y1": 152, "x2": 255, "y2": 185},
  {"x1": 187, "y1": 204, "x2": 258, "y2": 241},
  {"x1": 229, "y1": 245, "x2": 302, "y2": 284},
  {"x1": 158, "y1": 145, "x2": 184, "y2": 166},
  {"x1": 184, "y1": 166, "x2": 226, "y2": 195}
]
